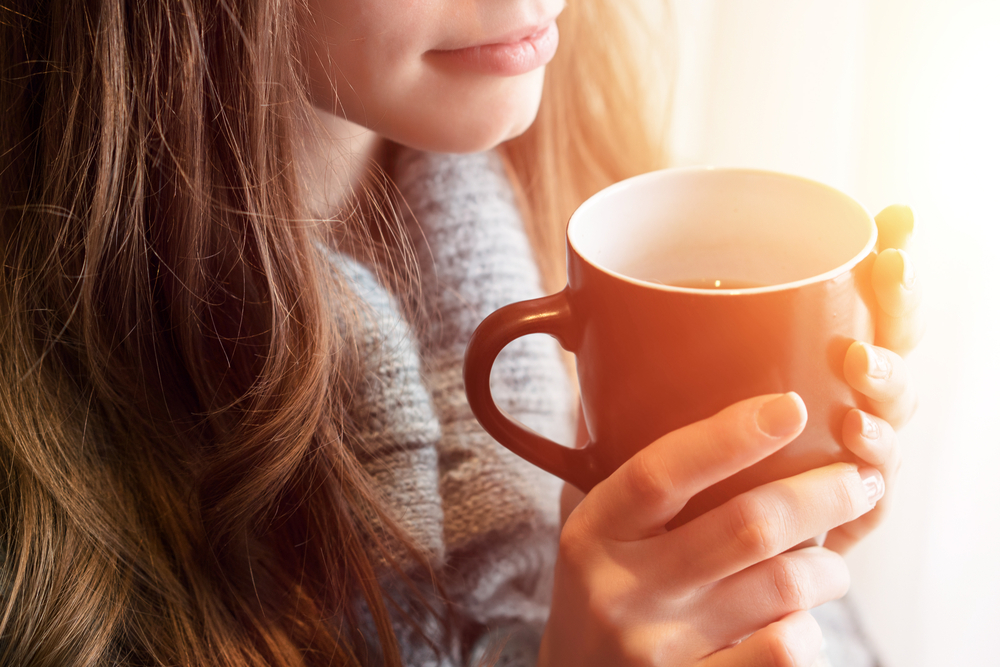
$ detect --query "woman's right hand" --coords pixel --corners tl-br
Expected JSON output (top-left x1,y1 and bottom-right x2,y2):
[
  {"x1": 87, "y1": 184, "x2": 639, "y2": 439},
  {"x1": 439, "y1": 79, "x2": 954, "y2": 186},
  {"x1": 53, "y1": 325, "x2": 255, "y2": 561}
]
[{"x1": 537, "y1": 392, "x2": 885, "y2": 667}]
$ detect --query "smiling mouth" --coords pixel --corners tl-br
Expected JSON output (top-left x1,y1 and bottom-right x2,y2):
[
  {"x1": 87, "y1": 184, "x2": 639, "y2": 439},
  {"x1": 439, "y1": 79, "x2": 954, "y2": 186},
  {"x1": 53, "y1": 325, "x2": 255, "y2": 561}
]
[{"x1": 426, "y1": 21, "x2": 560, "y2": 77}]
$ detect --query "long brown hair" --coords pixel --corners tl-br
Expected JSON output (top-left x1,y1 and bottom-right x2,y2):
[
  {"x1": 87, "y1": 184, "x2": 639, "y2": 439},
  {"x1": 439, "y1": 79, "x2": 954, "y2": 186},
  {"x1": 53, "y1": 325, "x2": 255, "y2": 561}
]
[{"x1": 0, "y1": 0, "x2": 672, "y2": 665}]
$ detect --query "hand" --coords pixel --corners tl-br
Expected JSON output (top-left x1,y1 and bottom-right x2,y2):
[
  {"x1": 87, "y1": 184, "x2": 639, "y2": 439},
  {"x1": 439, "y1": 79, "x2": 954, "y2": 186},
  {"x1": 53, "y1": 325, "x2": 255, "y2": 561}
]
[
  {"x1": 540, "y1": 393, "x2": 885, "y2": 667},
  {"x1": 827, "y1": 204, "x2": 922, "y2": 553}
]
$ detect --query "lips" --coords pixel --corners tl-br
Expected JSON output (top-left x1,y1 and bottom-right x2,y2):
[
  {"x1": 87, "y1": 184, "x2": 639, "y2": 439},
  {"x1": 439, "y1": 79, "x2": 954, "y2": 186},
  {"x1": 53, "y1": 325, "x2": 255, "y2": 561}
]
[{"x1": 426, "y1": 20, "x2": 560, "y2": 77}]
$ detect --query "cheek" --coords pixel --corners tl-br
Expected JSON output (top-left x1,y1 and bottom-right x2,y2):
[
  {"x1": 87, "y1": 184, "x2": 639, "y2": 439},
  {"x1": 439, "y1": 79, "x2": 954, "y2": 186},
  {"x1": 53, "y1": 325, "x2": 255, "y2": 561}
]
[{"x1": 302, "y1": 0, "x2": 432, "y2": 112}]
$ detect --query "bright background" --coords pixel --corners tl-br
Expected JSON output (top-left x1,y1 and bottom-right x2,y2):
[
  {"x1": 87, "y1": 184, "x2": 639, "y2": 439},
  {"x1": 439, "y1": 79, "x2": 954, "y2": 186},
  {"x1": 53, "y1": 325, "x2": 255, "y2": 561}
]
[{"x1": 667, "y1": 1, "x2": 1000, "y2": 665}]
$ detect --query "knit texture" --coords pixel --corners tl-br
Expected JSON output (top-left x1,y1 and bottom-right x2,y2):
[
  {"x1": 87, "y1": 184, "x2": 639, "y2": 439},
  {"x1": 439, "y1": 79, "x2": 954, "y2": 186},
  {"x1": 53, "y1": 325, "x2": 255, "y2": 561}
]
[
  {"x1": 318, "y1": 148, "x2": 571, "y2": 665},
  {"x1": 323, "y1": 148, "x2": 880, "y2": 666}
]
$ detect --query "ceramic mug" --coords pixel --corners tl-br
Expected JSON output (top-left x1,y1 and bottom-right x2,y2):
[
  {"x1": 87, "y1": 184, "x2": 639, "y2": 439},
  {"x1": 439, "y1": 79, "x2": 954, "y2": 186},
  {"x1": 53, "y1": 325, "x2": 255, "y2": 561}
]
[{"x1": 464, "y1": 167, "x2": 878, "y2": 527}]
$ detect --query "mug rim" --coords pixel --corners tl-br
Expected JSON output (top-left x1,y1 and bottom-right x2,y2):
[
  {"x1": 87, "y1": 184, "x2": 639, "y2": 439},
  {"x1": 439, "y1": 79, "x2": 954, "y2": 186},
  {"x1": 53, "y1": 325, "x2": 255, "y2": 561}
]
[{"x1": 566, "y1": 166, "x2": 878, "y2": 295}]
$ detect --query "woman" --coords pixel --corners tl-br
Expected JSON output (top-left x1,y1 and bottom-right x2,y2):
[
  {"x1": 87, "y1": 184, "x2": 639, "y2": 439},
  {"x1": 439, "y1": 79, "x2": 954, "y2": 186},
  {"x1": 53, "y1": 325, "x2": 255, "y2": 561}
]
[{"x1": 0, "y1": 0, "x2": 920, "y2": 665}]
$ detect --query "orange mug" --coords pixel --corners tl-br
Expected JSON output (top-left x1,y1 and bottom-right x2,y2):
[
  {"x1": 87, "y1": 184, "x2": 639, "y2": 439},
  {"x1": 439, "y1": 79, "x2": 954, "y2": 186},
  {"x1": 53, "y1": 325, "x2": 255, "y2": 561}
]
[{"x1": 464, "y1": 167, "x2": 878, "y2": 527}]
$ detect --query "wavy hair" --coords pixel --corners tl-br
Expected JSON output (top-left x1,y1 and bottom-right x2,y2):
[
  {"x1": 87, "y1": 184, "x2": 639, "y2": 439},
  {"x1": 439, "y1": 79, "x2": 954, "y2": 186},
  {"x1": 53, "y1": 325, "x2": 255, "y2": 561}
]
[{"x1": 0, "y1": 0, "x2": 672, "y2": 665}]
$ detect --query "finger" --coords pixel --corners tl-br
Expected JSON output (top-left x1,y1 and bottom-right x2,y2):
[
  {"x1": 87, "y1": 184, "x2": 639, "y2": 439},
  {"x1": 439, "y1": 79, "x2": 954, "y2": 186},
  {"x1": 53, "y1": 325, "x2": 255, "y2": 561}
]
[
  {"x1": 579, "y1": 393, "x2": 807, "y2": 542},
  {"x1": 700, "y1": 610, "x2": 822, "y2": 667},
  {"x1": 841, "y1": 409, "x2": 901, "y2": 473},
  {"x1": 704, "y1": 547, "x2": 849, "y2": 648},
  {"x1": 843, "y1": 342, "x2": 918, "y2": 428},
  {"x1": 875, "y1": 204, "x2": 915, "y2": 252},
  {"x1": 823, "y1": 502, "x2": 889, "y2": 556},
  {"x1": 872, "y1": 248, "x2": 920, "y2": 317},
  {"x1": 823, "y1": 411, "x2": 900, "y2": 554},
  {"x1": 652, "y1": 463, "x2": 883, "y2": 588},
  {"x1": 872, "y1": 248, "x2": 924, "y2": 354}
]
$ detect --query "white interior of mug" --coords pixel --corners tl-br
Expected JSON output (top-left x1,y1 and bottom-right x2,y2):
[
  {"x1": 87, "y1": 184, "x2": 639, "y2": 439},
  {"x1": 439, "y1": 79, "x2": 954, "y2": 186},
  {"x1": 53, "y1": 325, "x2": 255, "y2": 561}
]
[{"x1": 567, "y1": 167, "x2": 877, "y2": 293}]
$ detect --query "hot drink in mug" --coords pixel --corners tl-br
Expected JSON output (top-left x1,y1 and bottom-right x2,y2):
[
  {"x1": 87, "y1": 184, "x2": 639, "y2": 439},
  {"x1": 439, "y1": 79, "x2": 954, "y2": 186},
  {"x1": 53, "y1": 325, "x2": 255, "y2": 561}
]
[{"x1": 464, "y1": 167, "x2": 877, "y2": 527}]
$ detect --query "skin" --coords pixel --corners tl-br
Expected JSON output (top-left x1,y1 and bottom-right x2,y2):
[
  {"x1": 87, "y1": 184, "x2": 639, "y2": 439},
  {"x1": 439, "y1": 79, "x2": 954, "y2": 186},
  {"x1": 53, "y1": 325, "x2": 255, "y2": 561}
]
[
  {"x1": 297, "y1": 3, "x2": 923, "y2": 665},
  {"x1": 548, "y1": 206, "x2": 921, "y2": 666},
  {"x1": 300, "y1": 0, "x2": 565, "y2": 153}
]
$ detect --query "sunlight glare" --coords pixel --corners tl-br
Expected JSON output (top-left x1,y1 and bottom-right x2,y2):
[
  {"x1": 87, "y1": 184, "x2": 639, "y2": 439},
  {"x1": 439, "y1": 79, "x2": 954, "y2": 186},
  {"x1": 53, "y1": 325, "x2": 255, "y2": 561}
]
[{"x1": 917, "y1": 4, "x2": 1000, "y2": 238}]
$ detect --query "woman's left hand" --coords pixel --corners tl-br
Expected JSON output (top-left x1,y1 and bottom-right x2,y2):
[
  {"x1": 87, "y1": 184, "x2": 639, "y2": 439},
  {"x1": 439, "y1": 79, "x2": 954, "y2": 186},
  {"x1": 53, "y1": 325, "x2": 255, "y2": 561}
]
[{"x1": 825, "y1": 204, "x2": 923, "y2": 553}]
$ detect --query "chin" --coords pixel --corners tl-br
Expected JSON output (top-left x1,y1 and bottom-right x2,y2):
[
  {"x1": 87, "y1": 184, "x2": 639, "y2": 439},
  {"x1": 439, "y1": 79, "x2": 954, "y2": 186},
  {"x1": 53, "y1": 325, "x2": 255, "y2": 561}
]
[
  {"x1": 416, "y1": 104, "x2": 541, "y2": 153},
  {"x1": 371, "y1": 69, "x2": 547, "y2": 154}
]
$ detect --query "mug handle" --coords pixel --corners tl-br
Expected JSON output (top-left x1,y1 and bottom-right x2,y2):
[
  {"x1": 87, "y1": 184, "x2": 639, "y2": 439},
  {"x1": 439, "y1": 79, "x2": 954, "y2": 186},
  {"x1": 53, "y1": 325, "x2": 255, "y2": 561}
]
[{"x1": 464, "y1": 288, "x2": 604, "y2": 492}]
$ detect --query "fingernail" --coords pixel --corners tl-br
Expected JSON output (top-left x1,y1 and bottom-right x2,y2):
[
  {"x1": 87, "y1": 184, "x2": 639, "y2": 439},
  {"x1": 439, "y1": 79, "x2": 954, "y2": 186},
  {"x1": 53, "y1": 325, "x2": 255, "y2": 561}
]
[
  {"x1": 863, "y1": 343, "x2": 891, "y2": 380},
  {"x1": 859, "y1": 411, "x2": 880, "y2": 440},
  {"x1": 756, "y1": 392, "x2": 807, "y2": 438},
  {"x1": 859, "y1": 467, "x2": 885, "y2": 506},
  {"x1": 897, "y1": 248, "x2": 915, "y2": 290}
]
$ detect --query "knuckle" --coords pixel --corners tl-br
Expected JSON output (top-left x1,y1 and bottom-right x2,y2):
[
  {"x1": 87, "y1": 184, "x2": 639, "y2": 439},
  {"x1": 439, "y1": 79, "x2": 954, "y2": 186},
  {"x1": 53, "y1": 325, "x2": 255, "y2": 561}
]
[
  {"x1": 621, "y1": 450, "x2": 677, "y2": 509},
  {"x1": 558, "y1": 512, "x2": 600, "y2": 568},
  {"x1": 730, "y1": 496, "x2": 785, "y2": 558},
  {"x1": 765, "y1": 631, "x2": 803, "y2": 667},
  {"x1": 833, "y1": 466, "x2": 865, "y2": 517},
  {"x1": 766, "y1": 634, "x2": 798, "y2": 667},
  {"x1": 764, "y1": 615, "x2": 820, "y2": 667},
  {"x1": 770, "y1": 557, "x2": 811, "y2": 610}
]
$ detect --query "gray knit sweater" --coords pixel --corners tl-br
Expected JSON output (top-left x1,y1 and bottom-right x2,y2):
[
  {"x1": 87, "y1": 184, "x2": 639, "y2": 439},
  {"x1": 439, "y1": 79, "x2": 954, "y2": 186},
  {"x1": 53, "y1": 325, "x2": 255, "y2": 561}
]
[
  {"x1": 323, "y1": 148, "x2": 880, "y2": 667},
  {"x1": 318, "y1": 148, "x2": 572, "y2": 666}
]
